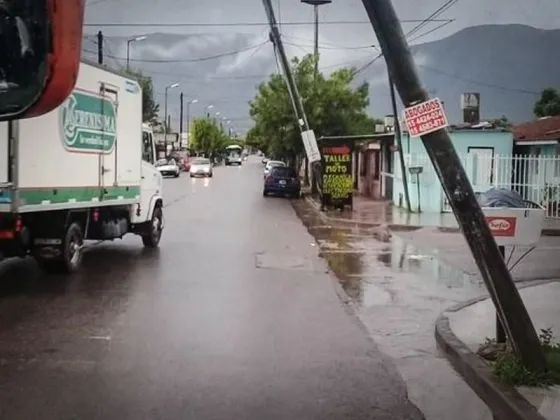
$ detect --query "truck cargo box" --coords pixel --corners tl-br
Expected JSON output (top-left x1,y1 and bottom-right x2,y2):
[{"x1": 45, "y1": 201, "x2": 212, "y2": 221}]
[{"x1": 0, "y1": 60, "x2": 143, "y2": 213}]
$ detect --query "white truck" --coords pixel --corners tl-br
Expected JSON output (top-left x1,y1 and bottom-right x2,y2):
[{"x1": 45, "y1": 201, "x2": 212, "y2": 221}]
[{"x1": 0, "y1": 60, "x2": 164, "y2": 272}]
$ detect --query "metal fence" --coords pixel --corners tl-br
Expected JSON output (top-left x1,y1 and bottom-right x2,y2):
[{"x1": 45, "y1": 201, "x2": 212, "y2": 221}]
[{"x1": 394, "y1": 153, "x2": 560, "y2": 218}]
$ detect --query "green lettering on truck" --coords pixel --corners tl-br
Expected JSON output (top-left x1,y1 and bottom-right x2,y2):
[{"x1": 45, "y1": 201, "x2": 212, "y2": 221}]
[{"x1": 60, "y1": 91, "x2": 117, "y2": 153}]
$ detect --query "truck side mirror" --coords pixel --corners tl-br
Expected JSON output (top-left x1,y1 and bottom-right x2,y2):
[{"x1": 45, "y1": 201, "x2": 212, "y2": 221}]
[{"x1": 0, "y1": 0, "x2": 85, "y2": 121}]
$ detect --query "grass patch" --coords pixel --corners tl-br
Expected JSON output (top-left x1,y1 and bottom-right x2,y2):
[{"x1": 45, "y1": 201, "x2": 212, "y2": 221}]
[{"x1": 480, "y1": 328, "x2": 560, "y2": 387}]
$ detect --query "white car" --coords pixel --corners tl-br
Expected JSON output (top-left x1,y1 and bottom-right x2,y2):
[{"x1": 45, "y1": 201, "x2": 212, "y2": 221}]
[
  {"x1": 189, "y1": 158, "x2": 213, "y2": 177},
  {"x1": 264, "y1": 160, "x2": 286, "y2": 178},
  {"x1": 156, "y1": 158, "x2": 180, "y2": 178}
]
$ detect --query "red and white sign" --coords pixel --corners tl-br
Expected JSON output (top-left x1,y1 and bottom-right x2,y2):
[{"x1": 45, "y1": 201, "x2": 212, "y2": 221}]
[
  {"x1": 486, "y1": 216, "x2": 517, "y2": 237},
  {"x1": 403, "y1": 98, "x2": 449, "y2": 137}
]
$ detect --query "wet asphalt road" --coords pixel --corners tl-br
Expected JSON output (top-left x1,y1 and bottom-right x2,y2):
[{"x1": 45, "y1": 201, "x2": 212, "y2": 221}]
[{"x1": 0, "y1": 157, "x2": 423, "y2": 420}]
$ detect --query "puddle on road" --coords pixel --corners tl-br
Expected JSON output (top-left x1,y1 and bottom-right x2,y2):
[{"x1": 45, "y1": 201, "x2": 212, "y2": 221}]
[{"x1": 292, "y1": 199, "x2": 486, "y2": 311}]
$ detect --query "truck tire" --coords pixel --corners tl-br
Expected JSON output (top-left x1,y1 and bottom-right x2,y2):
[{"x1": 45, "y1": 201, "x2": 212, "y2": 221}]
[
  {"x1": 142, "y1": 206, "x2": 163, "y2": 248},
  {"x1": 38, "y1": 222, "x2": 84, "y2": 273}
]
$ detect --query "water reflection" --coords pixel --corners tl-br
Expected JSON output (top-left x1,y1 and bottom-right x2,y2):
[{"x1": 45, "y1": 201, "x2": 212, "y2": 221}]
[{"x1": 292, "y1": 198, "x2": 486, "y2": 311}]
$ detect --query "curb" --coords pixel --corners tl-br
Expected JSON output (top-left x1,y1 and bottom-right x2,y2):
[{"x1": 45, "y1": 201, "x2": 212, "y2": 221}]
[
  {"x1": 434, "y1": 280, "x2": 557, "y2": 420},
  {"x1": 305, "y1": 197, "x2": 560, "y2": 237}
]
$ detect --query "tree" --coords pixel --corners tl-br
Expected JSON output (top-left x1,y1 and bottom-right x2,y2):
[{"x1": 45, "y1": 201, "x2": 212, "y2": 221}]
[
  {"x1": 190, "y1": 117, "x2": 233, "y2": 155},
  {"x1": 248, "y1": 54, "x2": 375, "y2": 164},
  {"x1": 126, "y1": 69, "x2": 160, "y2": 122},
  {"x1": 534, "y1": 88, "x2": 560, "y2": 117},
  {"x1": 488, "y1": 115, "x2": 511, "y2": 128}
]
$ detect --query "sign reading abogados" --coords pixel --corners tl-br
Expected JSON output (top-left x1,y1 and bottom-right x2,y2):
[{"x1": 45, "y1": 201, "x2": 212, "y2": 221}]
[{"x1": 60, "y1": 91, "x2": 117, "y2": 153}]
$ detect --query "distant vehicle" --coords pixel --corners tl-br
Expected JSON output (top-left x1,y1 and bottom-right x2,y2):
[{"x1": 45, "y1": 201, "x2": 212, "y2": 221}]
[
  {"x1": 264, "y1": 160, "x2": 286, "y2": 178},
  {"x1": 263, "y1": 166, "x2": 301, "y2": 198},
  {"x1": 262, "y1": 157, "x2": 269, "y2": 164},
  {"x1": 156, "y1": 158, "x2": 180, "y2": 178},
  {"x1": 183, "y1": 157, "x2": 192, "y2": 172},
  {"x1": 225, "y1": 145, "x2": 243, "y2": 166},
  {"x1": 190, "y1": 158, "x2": 213, "y2": 178}
]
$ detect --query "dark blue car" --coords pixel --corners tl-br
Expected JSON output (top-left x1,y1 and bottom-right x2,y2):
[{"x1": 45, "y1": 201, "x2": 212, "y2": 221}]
[{"x1": 263, "y1": 167, "x2": 301, "y2": 198}]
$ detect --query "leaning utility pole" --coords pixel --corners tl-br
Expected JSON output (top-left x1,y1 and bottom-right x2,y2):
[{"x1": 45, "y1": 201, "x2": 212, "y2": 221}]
[
  {"x1": 360, "y1": 0, "x2": 545, "y2": 371},
  {"x1": 262, "y1": 0, "x2": 308, "y2": 131},
  {"x1": 262, "y1": 0, "x2": 322, "y2": 186},
  {"x1": 387, "y1": 72, "x2": 411, "y2": 212}
]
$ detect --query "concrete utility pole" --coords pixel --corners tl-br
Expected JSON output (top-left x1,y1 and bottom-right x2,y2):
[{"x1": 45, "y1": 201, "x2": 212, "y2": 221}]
[
  {"x1": 387, "y1": 72, "x2": 411, "y2": 212},
  {"x1": 262, "y1": 0, "x2": 322, "y2": 187},
  {"x1": 360, "y1": 0, "x2": 545, "y2": 371},
  {"x1": 97, "y1": 31, "x2": 103, "y2": 65},
  {"x1": 301, "y1": 0, "x2": 331, "y2": 189}
]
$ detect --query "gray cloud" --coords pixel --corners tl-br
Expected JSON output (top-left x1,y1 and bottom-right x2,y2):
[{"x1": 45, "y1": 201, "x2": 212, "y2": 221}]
[{"x1": 83, "y1": 0, "x2": 560, "y2": 131}]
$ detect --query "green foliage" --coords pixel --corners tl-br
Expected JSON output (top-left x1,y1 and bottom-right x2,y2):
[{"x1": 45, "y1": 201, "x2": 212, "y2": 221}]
[
  {"x1": 492, "y1": 328, "x2": 560, "y2": 387},
  {"x1": 190, "y1": 117, "x2": 235, "y2": 154},
  {"x1": 125, "y1": 69, "x2": 160, "y2": 122},
  {"x1": 248, "y1": 54, "x2": 377, "y2": 161},
  {"x1": 534, "y1": 88, "x2": 560, "y2": 117},
  {"x1": 488, "y1": 115, "x2": 511, "y2": 128}
]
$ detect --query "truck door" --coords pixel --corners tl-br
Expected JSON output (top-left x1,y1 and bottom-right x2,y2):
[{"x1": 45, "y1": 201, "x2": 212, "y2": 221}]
[{"x1": 98, "y1": 83, "x2": 119, "y2": 199}]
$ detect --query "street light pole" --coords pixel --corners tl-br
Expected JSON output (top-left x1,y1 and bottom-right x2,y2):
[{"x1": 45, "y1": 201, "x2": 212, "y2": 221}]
[
  {"x1": 164, "y1": 82, "x2": 180, "y2": 154},
  {"x1": 204, "y1": 104, "x2": 213, "y2": 118},
  {"x1": 126, "y1": 36, "x2": 147, "y2": 71},
  {"x1": 187, "y1": 98, "x2": 198, "y2": 147},
  {"x1": 301, "y1": 0, "x2": 331, "y2": 79}
]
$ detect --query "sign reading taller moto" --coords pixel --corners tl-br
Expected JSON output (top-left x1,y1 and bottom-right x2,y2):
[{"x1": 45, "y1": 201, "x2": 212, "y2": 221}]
[{"x1": 320, "y1": 138, "x2": 353, "y2": 211}]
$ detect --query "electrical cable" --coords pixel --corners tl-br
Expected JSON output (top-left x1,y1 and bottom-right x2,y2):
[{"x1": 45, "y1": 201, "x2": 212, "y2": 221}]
[
  {"x1": 84, "y1": 19, "x2": 455, "y2": 28},
  {"x1": 82, "y1": 40, "x2": 268, "y2": 63}
]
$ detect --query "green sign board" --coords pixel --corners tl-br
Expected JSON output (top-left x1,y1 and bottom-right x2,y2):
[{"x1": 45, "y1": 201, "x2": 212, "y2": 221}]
[{"x1": 60, "y1": 91, "x2": 117, "y2": 153}]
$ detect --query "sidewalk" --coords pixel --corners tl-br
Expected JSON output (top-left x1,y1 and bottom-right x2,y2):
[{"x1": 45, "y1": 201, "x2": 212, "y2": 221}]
[
  {"x1": 436, "y1": 281, "x2": 560, "y2": 420},
  {"x1": 307, "y1": 195, "x2": 560, "y2": 235}
]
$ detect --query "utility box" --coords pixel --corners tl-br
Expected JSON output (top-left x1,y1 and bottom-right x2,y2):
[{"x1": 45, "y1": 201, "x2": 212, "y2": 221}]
[{"x1": 482, "y1": 206, "x2": 545, "y2": 246}]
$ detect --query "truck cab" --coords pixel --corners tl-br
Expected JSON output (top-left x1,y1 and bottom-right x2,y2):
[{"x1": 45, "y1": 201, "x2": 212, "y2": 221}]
[{"x1": 134, "y1": 124, "x2": 163, "y2": 229}]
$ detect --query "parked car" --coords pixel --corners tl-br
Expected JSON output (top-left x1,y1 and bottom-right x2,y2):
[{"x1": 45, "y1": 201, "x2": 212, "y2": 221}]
[
  {"x1": 263, "y1": 166, "x2": 301, "y2": 198},
  {"x1": 156, "y1": 158, "x2": 180, "y2": 177},
  {"x1": 189, "y1": 158, "x2": 213, "y2": 178},
  {"x1": 262, "y1": 156, "x2": 269, "y2": 165},
  {"x1": 264, "y1": 160, "x2": 286, "y2": 178}
]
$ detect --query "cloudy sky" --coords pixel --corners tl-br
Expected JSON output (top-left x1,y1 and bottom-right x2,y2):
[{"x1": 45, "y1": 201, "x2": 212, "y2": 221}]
[{"x1": 82, "y1": 0, "x2": 560, "y2": 132}]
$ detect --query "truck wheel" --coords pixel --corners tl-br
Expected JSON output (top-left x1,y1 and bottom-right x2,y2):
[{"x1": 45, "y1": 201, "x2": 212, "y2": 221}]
[
  {"x1": 142, "y1": 206, "x2": 163, "y2": 248},
  {"x1": 38, "y1": 222, "x2": 84, "y2": 273},
  {"x1": 62, "y1": 222, "x2": 84, "y2": 272}
]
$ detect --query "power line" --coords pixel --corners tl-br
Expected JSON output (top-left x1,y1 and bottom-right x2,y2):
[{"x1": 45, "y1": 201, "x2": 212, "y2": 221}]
[
  {"x1": 355, "y1": 2, "x2": 460, "y2": 76},
  {"x1": 284, "y1": 40, "x2": 376, "y2": 51},
  {"x1": 83, "y1": 19, "x2": 455, "y2": 28},
  {"x1": 408, "y1": 20, "x2": 455, "y2": 43},
  {"x1": 405, "y1": 0, "x2": 459, "y2": 38},
  {"x1": 416, "y1": 64, "x2": 540, "y2": 95},
  {"x1": 83, "y1": 40, "x2": 268, "y2": 63}
]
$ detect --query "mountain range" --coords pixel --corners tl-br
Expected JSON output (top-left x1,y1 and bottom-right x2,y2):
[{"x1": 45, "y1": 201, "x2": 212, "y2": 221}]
[{"x1": 81, "y1": 24, "x2": 560, "y2": 131}]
